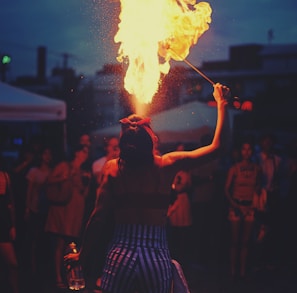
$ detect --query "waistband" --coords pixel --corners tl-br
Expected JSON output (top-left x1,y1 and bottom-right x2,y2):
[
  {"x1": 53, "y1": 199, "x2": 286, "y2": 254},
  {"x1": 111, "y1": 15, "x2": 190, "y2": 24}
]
[
  {"x1": 233, "y1": 198, "x2": 253, "y2": 206},
  {"x1": 112, "y1": 224, "x2": 168, "y2": 248}
]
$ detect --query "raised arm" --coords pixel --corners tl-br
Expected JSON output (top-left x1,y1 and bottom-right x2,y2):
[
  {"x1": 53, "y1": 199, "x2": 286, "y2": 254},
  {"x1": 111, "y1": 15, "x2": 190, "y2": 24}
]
[{"x1": 162, "y1": 83, "x2": 229, "y2": 166}]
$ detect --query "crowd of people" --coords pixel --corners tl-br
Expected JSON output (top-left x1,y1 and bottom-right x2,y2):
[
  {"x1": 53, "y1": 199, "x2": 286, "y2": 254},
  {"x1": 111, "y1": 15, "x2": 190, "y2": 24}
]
[{"x1": 0, "y1": 83, "x2": 297, "y2": 293}]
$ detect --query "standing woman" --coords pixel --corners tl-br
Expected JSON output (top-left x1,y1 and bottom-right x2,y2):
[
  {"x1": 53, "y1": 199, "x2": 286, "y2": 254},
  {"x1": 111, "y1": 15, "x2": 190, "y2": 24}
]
[
  {"x1": 45, "y1": 144, "x2": 91, "y2": 289},
  {"x1": 25, "y1": 146, "x2": 54, "y2": 284},
  {"x1": 0, "y1": 153, "x2": 19, "y2": 293},
  {"x1": 76, "y1": 83, "x2": 228, "y2": 293},
  {"x1": 225, "y1": 140, "x2": 262, "y2": 279}
]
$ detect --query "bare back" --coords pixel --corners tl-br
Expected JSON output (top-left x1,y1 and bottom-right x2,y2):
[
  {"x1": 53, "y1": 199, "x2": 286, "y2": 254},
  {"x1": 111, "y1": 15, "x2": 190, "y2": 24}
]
[{"x1": 97, "y1": 156, "x2": 181, "y2": 226}]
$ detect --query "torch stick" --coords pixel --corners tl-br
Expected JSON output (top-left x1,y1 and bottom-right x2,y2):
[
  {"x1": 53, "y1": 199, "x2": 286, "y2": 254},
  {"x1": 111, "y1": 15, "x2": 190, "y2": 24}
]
[
  {"x1": 169, "y1": 48, "x2": 239, "y2": 102},
  {"x1": 168, "y1": 47, "x2": 215, "y2": 85},
  {"x1": 182, "y1": 58, "x2": 215, "y2": 86},
  {"x1": 181, "y1": 55, "x2": 239, "y2": 103}
]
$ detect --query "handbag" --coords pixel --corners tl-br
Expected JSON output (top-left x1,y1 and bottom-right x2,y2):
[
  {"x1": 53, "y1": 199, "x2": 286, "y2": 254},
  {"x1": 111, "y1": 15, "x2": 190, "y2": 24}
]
[{"x1": 45, "y1": 163, "x2": 73, "y2": 205}]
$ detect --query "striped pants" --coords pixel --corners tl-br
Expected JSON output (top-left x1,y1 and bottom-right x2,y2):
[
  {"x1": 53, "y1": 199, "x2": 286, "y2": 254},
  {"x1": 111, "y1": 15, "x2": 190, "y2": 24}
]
[{"x1": 100, "y1": 224, "x2": 172, "y2": 293}]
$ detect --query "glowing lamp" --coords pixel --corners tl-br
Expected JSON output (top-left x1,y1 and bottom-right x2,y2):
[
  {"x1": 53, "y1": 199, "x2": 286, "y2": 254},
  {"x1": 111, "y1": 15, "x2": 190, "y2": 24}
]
[
  {"x1": 233, "y1": 100, "x2": 241, "y2": 109},
  {"x1": 1, "y1": 55, "x2": 11, "y2": 64},
  {"x1": 241, "y1": 101, "x2": 253, "y2": 111}
]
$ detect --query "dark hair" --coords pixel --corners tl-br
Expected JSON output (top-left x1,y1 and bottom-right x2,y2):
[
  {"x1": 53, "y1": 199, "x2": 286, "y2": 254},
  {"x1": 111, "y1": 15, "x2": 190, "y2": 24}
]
[
  {"x1": 119, "y1": 114, "x2": 154, "y2": 168},
  {"x1": 34, "y1": 146, "x2": 53, "y2": 167},
  {"x1": 240, "y1": 137, "x2": 254, "y2": 148},
  {"x1": 103, "y1": 136, "x2": 119, "y2": 149},
  {"x1": 69, "y1": 144, "x2": 88, "y2": 160}
]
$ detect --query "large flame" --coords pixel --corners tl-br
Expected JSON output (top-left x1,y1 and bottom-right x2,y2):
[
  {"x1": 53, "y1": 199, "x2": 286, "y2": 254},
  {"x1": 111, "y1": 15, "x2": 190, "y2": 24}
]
[{"x1": 115, "y1": 0, "x2": 212, "y2": 105}]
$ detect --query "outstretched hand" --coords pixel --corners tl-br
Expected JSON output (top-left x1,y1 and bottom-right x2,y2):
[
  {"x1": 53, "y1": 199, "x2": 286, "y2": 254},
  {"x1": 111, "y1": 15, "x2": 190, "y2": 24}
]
[{"x1": 213, "y1": 83, "x2": 229, "y2": 106}]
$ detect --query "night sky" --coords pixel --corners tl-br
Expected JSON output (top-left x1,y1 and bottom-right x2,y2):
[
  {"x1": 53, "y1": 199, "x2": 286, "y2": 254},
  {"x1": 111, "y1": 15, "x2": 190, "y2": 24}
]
[{"x1": 1, "y1": 0, "x2": 296, "y2": 80}]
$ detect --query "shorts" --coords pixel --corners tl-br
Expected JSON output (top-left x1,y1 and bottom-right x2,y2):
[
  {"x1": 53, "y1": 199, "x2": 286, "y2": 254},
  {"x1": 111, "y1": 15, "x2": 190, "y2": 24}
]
[
  {"x1": 100, "y1": 224, "x2": 172, "y2": 293},
  {"x1": 228, "y1": 206, "x2": 255, "y2": 222}
]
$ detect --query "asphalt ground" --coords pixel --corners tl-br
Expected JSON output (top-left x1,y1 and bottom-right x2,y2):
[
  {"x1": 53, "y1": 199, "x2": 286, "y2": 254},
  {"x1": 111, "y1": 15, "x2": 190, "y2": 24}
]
[{"x1": 6, "y1": 259, "x2": 296, "y2": 293}]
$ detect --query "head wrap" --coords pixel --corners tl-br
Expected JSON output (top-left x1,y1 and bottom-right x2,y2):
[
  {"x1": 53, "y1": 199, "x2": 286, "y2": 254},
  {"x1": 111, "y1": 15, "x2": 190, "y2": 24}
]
[
  {"x1": 119, "y1": 117, "x2": 151, "y2": 128},
  {"x1": 119, "y1": 116, "x2": 155, "y2": 140}
]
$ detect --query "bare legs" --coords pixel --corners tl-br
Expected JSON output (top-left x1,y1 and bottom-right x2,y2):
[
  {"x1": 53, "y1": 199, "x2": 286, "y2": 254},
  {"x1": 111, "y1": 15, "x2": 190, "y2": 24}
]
[
  {"x1": 230, "y1": 220, "x2": 240, "y2": 277},
  {"x1": 229, "y1": 218, "x2": 254, "y2": 278}
]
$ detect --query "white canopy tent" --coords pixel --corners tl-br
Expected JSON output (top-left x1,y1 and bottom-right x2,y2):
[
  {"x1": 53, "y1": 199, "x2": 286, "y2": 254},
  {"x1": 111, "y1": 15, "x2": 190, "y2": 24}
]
[
  {"x1": 0, "y1": 82, "x2": 67, "y2": 161},
  {"x1": 0, "y1": 81, "x2": 66, "y2": 121},
  {"x1": 92, "y1": 101, "x2": 240, "y2": 147}
]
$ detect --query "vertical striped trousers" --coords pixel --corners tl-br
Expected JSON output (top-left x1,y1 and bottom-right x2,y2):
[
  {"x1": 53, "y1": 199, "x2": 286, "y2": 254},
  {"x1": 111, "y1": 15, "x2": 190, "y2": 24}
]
[{"x1": 100, "y1": 224, "x2": 172, "y2": 293}]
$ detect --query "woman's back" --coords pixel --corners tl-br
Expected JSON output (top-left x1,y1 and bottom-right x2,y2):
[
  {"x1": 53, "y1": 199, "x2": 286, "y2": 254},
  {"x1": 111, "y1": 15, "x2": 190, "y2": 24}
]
[{"x1": 99, "y1": 158, "x2": 174, "y2": 226}]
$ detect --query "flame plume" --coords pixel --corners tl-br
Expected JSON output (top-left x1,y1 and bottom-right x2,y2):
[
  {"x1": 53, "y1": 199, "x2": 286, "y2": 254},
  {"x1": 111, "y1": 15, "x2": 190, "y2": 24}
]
[{"x1": 115, "y1": 0, "x2": 212, "y2": 105}]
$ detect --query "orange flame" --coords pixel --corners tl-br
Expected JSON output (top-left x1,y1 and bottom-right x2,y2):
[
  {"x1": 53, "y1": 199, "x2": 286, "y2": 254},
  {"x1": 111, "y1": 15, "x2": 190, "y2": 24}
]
[{"x1": 115, "y1": 0, "x2": 212, "y2": 105}]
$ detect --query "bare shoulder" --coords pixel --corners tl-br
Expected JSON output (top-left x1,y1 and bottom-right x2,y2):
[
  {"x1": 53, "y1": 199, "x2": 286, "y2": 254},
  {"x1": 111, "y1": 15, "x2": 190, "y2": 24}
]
[{"x1": 102, "y1": 158, "x2": 118, "y2": 176}]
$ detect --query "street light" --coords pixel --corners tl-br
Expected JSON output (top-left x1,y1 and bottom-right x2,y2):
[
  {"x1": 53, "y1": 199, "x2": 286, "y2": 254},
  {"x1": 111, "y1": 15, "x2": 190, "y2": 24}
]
[
  {"x1": 1, "y1": 54, "x2": 11, "y2": 82},
  {"x1": 2, "y1": 54, "x2": 11, "y2": 65}
]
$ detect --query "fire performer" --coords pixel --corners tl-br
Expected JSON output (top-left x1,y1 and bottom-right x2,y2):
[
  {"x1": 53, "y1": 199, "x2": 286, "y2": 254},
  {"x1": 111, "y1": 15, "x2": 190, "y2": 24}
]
[{"x1": 66, "y1": 82, "x2": 229, "y2": 293}]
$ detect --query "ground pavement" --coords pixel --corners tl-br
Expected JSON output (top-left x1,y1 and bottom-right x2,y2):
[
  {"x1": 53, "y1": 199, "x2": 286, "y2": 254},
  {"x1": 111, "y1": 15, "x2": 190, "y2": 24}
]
[{"x1": 13, "y1": 260, "x2": 297, "y2": 293}]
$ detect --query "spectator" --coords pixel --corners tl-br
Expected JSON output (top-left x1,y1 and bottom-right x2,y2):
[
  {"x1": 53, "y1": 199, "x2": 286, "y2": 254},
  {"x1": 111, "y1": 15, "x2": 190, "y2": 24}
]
[
  {"x1": 45, "y1": 144, "x2": 91, "y2": 289},
  {"x1": 24, "y1": 146, "x2": 54, "y2": 288},
  {"x1": 256, "y1": 133, "x2": 284, "y2": 268},
  {"x1": 257, "y1": 133, "x2": 282, "y2": 208},
  {"x1": 225, "y1": 140, "x2": 262, "y2": 279},
  {"x1": 175, "y1": 143, "x2": 186, "y2": 151},
  {"x1": 11, "y1": 137, "x2": 43, "y2": 264},
  {"x1": 167, "y1": 170, "x2": 193, "y2": 267},
  {"x1": 0, "y1": 153, "x2": 19, "y2": 293},
  {"x1": 79, "y1": 133, "x2": 91, "y2": 150}
]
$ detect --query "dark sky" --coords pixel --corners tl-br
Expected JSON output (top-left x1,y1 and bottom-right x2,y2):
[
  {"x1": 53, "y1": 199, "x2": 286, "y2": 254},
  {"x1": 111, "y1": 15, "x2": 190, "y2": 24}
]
[{"x1": 1, "y1": 0, "x2": 296, "y2": 80}]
